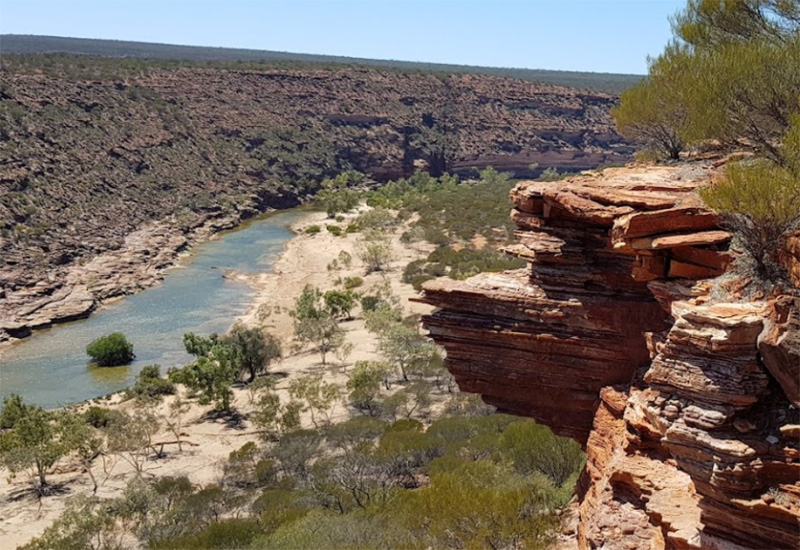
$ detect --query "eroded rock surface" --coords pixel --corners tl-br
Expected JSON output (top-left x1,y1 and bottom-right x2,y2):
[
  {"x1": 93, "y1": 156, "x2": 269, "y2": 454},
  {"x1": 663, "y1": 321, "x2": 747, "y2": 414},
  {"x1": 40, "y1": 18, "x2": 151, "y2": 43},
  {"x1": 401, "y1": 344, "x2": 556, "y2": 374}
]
[{"x1": 418, "y1": 163, "x2": 800, "y2": 549}]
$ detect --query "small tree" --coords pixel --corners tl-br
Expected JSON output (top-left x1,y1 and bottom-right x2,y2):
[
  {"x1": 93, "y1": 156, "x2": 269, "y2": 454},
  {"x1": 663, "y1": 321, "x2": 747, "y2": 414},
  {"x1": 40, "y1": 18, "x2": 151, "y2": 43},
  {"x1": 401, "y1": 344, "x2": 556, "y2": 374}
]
[
  {"x1": 356, "y1": 232, "x2": 393, "y2": 274},
  {"x1": 163, "y1": 395, "x2": 191, "y2": 452},
  {"x1": 612, "y1": 65, "x2": 687, "y2": 160},
  {"x1": 347, "y1": 361, "x2": 390, "y2": 416},
  {"x1": 323, "y1": 289, "x2": 358, "y2": 320},
  {"x1": 86, "y1": 332, "x2": 134, "y2": 366},
  {"x1": 20, "y1": 495, "x2": 126, "y2": 550},
  {"x1": 169, "y1": 333, "x2": 237, "y2": 412},
  {"x1": 105, "y1": 409, "x2": 161, "y2": 478},
  {"x1": 378, "y1": 323, "x2": 437, "y2": 382},
  {"x1": 0, "y1": 397, "x2": 85, "y2": 495},
  {"x1": 288, "y1": 373, "x2": 342, "y2": 427},
  {"x1": 221, "y1": 324, "x2": 282, "y2": 383},
  {"x1": 127, "y1": 365, "x2": 175, "y2": 403},
  {"x1": 700, "y1": 157, "x2": 800, "y2": 283},
  {"x1": 291, "y1": 285, "x2": 349, "y2": 365},
  {"x1": 316, "y1": 171, "x2": 363, "y2": 218}
]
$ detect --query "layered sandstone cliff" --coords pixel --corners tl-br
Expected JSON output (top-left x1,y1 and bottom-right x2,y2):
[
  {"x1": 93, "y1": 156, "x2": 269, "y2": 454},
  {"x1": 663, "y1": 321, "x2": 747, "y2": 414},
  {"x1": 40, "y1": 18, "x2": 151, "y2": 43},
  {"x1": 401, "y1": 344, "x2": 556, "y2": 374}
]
[{"x1": 417, "y1": 163, "x2": 800, "y2": 549}]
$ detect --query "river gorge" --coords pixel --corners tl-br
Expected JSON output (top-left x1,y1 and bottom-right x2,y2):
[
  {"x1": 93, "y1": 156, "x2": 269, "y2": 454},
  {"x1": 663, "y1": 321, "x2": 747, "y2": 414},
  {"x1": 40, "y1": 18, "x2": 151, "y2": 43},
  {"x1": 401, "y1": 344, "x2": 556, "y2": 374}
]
[{"x1": 0, "y1": 210, "x2": 303, "y2": 408}]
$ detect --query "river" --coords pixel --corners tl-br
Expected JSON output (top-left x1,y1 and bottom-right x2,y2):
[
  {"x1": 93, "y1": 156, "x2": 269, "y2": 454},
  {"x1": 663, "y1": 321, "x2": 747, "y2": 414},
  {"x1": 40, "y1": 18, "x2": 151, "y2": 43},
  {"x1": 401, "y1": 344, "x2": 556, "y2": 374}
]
[{"x1": 0, "y1": 209, "x2": 304, "y2": 409}]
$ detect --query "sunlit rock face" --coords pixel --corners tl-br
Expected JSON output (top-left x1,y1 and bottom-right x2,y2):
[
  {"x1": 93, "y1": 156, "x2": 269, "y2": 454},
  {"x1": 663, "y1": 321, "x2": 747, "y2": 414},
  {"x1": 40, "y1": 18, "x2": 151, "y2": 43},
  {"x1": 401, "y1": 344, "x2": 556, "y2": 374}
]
[{"x1": 418, "y1": 163, "x2": 800, "y2": 550}]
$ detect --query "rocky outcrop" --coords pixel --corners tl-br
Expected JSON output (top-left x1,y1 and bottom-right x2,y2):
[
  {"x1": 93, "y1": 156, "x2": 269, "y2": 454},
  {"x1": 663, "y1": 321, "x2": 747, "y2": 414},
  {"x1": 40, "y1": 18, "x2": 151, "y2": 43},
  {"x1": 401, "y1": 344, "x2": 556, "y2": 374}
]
[
  {"x1": 418, "y1": 163, "x2": 800, "y2": 549},
  {"x1": 0, "y1": 211, "x2": 241, "y2": 343}
]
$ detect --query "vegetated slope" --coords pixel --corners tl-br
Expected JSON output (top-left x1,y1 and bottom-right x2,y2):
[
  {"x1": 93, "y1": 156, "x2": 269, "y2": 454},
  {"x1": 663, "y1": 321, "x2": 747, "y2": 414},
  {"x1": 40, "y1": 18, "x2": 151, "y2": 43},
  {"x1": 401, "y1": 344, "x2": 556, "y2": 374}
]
[
  {"x1": 0, "y1": 34, "x2": 643, "y2": 95},
  {"x1": 0, "y1": 55, "x2": 631, "y2": 320}
]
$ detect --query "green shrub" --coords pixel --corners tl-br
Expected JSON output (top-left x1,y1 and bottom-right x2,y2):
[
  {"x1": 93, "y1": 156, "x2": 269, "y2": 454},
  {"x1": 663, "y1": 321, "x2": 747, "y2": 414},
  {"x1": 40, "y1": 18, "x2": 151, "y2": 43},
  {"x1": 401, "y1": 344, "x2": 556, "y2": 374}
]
[
  {"x1": 499, "y1": 421, "x2": 585, "y2": 487},
  {"x1": 150, "y1": 518, "x2": 262, "y2": 549},
  {"x1": 126, "y1": 365, "x2": 175, "y2": 401},
  {"x1": 326, "y1": 224, "x2": 343, "y2": 236},
  {"x1": 359, "y1": 294, "x2": 384, "y2": 312},
  {"x1": 699, "y1": 157, "x2": 800, "y2": 283},
  {"x1": 345, "y1": 223, "x2": 359, "y2": 233},
  {"x1": 83, "y1": 406, "x2": 114, "y2": 428},
  {"x1": 354, "y1": 207, "x2": 397, "y2": 231},
  {"x1": 86, "y1": 332, "x2": 134, "y2": 366},
  {"x1": 343, "y1": 276, "x2": 363, "y2": 289},
  {"x1": 304, "y1": 225, "x2": 321, "y2": 235}
]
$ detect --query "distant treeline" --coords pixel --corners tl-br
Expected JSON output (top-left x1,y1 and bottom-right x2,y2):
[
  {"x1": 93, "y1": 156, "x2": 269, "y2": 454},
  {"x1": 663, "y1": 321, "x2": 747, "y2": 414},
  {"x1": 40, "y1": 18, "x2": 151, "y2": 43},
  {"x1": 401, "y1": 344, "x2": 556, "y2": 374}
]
[{"x1": 0, "y1": 34, "x2": 642, "y2": 95}]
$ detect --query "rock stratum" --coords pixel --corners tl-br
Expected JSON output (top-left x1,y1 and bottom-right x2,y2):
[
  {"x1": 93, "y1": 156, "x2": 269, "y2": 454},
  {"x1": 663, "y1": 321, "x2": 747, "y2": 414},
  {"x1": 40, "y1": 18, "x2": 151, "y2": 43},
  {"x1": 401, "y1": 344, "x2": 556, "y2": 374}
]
[
  {"x1": 0, "y1": 58, "x2": 631, "y2": 342},
  {"x1": 417, "y1": 163, "x2": 800, "y2": 549}
]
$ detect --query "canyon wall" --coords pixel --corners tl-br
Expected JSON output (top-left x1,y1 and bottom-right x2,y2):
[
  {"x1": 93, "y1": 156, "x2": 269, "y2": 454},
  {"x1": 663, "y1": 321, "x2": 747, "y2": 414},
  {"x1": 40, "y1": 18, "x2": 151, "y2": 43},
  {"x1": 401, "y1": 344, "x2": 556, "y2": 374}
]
[
  {"x1": 0, "y1": 61, "x2": 629, "y2": 341},
  {"x1": 418, "y1": 163, "x2": 800, "y2": 549}
]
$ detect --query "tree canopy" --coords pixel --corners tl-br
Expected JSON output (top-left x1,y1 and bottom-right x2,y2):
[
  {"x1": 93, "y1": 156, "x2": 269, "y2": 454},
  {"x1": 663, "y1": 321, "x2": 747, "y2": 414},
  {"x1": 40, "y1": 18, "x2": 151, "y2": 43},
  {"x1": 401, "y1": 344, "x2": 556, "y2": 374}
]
[{"x1": 614, "y1": 0, "x2": 800, "y2": 285}]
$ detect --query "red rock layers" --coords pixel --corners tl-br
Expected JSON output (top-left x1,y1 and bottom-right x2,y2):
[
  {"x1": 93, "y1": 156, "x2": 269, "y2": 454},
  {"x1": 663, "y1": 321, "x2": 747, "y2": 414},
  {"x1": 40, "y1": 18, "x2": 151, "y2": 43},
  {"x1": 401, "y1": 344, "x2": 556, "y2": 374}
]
[{"x1": 417, "y1": 163, "x2": 800, "y2": 549}]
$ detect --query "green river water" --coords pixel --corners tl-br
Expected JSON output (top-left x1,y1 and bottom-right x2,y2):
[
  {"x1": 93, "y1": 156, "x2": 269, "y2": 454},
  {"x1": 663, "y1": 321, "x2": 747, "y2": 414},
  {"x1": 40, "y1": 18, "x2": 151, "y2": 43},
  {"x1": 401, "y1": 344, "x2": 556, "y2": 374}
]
[{"x1": 0, "y1": 209, "x2": 304, "y2": 408}]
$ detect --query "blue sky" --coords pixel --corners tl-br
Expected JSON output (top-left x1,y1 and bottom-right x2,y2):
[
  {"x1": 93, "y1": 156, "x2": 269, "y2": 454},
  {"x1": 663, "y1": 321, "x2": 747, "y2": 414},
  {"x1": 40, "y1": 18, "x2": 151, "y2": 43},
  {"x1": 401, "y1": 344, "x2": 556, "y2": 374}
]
[{"x1": 0, "y1": 1, "x2": 686, "y2": 74}]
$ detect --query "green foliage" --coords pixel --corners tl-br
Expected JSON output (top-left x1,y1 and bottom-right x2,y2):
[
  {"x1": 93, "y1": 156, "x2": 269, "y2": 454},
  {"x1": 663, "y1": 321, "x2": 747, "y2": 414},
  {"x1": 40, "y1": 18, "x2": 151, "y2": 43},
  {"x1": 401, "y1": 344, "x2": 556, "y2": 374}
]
[
  {"x1": 288, "y1": 373, "x2": 342, "y2": 427},
  {"x1": 406, "y1": 245, "x2": 524, "y2": 289},
  {"x1": 612, "y1": 64, "x2": 687, "y2": 159},
  {"x1": 326, "y1": 224, "x2": 343, "y2": 236},
  {"x1": 347, "y1": 361, "x2": 391, "y2": 415},
  {"x1": 500, "y1": 421, "x2": 585, "y2": 486},
  {"x1": 377, "y1": 323, "x2": 436, "y2": 382},
  {"x1": 700, "y1": 156, "x2": 800, "y2": 282},
  {"x1": 86, "y1": 332, "x2": 134, "y2": 366},
  {"x1": 250, "y1": 386, "x2": 304, "y2": 438},
  {"x1": 304, "y1": 224, "x2": 321, "y2": 234},
  {"x1": 615, "y1": 0, "x2": 800, "y2": 164},
  {"x1": 367, "y1": 169, "x2": 516, "y2": 244},
  {"x1": 126, "y1": 364, "x2": 175, "y2": 402},
  {"x1": 0, "y1": 397, "x2": 86, "y2": 494},
  {"x1": 342, "y1": 276, "x2": 363, "y2": 289},
  {"x1": 151, "y1": 518, "x2": 262, "y2": 549},
  {"x1": 169, "y1": 333, "x2": 237, "y2": 412},
  {"x1": 356, "y1": 231, "x2": 393, "y2": 273},
  {"x1": 221, "y1": 324, "x2": 282, "y2": 383},
  {"x1": 389, "y1": 459, "x2": 560, "y2": 550},
  {"x1": 252, "y1": 488, "x2": 313, "y2": 532},
  {"x1": 291, "y1": 285, "x2": 348, "y2": 365},
  {"x1": 315, "y1": 171, "x2": 363, "y2": 217},
  {"x1": 83, "y1": 406, "x2": 115, "y2": 428},
  {"x1": 323, "y1": 289, "x2": 359, "y2": 320},
  {"x1": 354, "y1": 207, "x2": 398, "y2": 231},
  {"x1": 0, "y1": 393, "x2": 30, "y2": 429},
  {"x1": 104, "y1": 409, "x2": 161, "y2": 476},
  {"x1": 19, "y1": 495, "x2": 125, "y2": 550}
]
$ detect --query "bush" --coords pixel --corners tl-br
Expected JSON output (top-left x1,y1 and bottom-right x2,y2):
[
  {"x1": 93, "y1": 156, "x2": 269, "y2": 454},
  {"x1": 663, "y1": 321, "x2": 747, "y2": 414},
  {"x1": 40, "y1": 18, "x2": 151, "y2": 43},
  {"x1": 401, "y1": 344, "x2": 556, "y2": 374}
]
[
  {"x1": 86, "y1": 332, "x2": 134, "y2": 366},
  {"x1": 699, "y1": 157, "x2": 800, "y2": 283},
  {"x1": 359, "y1": 294, "x2": 384, "y2": 312},
  {"x1": 326, "y1": 224, "x2": 343, "y2": 236},
  {"x1": 343, "y1": 276, "x2": 363, "y2": 289},
  {"x1": 304, "y1": 225, "x2": 321, "y2": 235},
  {"x1": 83, "y1": 406, "x2": 114, "y2": 428},
  {"x1": 126, "y1": 365, "x2": 175, "y2": 401}
]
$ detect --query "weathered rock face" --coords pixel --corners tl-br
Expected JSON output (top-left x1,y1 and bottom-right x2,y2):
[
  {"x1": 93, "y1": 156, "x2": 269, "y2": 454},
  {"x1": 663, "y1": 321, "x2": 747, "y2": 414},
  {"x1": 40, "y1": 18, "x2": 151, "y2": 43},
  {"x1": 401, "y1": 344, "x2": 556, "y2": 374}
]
[{"x1": 418, "y1": 163, "x2": 800, "y2": 549}]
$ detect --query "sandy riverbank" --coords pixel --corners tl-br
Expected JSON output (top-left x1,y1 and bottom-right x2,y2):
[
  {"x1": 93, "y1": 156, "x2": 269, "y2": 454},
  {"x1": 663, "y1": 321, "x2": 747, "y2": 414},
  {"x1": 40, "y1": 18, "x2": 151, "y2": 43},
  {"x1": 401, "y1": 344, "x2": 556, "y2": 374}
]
[{"x1": 0, "y1": 206, "x2": 435, "y2": 548}]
